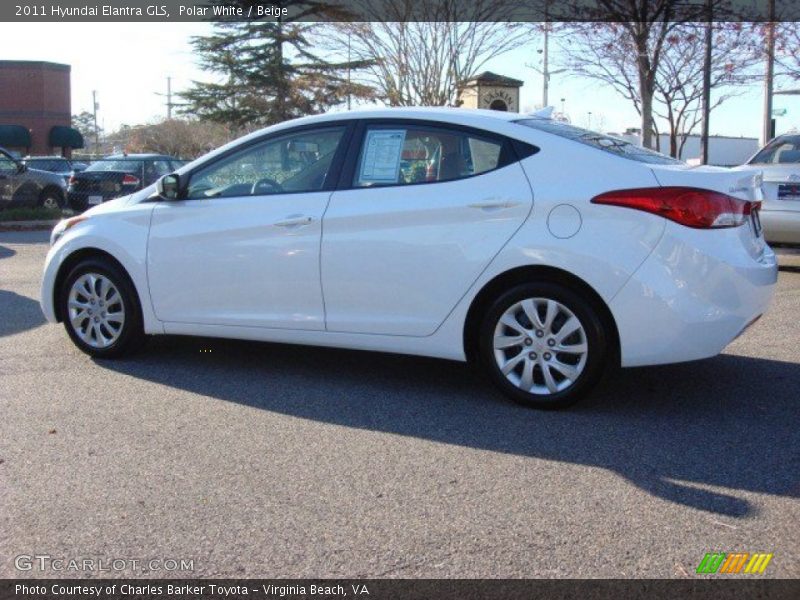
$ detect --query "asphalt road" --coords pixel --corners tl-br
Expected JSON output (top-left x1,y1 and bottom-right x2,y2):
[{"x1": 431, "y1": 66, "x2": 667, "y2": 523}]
[{"x1": 1, "y1": 230, "x2": 798, "y2": 579}]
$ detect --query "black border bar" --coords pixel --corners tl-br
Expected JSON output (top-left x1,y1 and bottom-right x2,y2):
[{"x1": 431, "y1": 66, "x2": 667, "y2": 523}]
[
  {"x1": 3, "y1": 579, "x2": 800, "y2": 600},
  {"x1": 3, "y1": 1, "x2": 800, "y2": 23}
]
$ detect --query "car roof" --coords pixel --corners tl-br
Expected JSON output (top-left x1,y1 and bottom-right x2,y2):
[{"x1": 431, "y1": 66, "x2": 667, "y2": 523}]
[
  {"x1": 176, "y1": 107, "x2": 530, "y2": 175},
  {"x1": 103, "y1": 154, "x2": 177, "y2": 159},
  {"x1": 294, "y1": 106, "x2": 521, "y2": 126}
]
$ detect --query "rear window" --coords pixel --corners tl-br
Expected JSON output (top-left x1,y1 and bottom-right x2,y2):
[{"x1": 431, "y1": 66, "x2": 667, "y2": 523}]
[
  {"x1": 28, "y1": 159, "x2": 69, "y2": 171},
  {"x1": 749, "y1": 135, "x2": 800, "y2": 164},
  {"x1": 515, "y1": 118, "x2": 682, "y2": 165},
  {"x1": 85, "y1": 160, "x2": 144, "y2": 173}
]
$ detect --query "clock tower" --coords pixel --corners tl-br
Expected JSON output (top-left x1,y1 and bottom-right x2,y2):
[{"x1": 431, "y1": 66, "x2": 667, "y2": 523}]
[{"x1": 455, "y1": 71, "x2": 523, "y2": 112}]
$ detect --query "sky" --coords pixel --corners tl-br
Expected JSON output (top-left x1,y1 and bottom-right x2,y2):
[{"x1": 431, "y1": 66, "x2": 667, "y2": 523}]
[{"x1": 2, "y1": 22, "x2": 798, "y2": 141}]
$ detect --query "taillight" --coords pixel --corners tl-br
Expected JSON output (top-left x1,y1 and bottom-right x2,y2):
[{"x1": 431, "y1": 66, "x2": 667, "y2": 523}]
[
  {"x1": 122, "y1": 174, "x2": 140, "y2": 186},
  {"x1": 591, "y1": 186, "x2": 753, "y2": 229}
]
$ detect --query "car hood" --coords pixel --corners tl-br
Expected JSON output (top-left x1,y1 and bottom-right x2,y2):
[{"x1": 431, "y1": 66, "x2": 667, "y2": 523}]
[{"x1": 82, "y1": 194, "x2": 138, "y2": 216}]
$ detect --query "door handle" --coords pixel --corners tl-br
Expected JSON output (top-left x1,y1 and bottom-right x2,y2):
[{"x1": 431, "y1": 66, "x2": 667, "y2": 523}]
[
  {"x1": 274, "y1": 215, "x2": 314, "y2": 228},
  {"x1": 468, "y1": 200, "x2": 519, "y2": 211}
]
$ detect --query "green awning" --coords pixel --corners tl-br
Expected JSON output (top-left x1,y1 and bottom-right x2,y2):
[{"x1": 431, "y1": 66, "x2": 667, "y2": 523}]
[
  {"x1": 0, "y1": 124, "x2": 31, "y2": 148},
  {"x1": 49, "y1": 126, "x2": 84, "y2": 149}
]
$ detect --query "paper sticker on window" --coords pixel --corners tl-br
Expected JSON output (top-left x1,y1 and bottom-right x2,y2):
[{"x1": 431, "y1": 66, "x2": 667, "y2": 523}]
[{"x1": 358, "y1": 130, "x2": 406, "y2": 184}]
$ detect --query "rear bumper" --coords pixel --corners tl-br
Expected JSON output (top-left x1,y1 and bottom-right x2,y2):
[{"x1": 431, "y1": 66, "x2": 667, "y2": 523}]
[
  {"x1": 67, "y1": 191, "x2": 117, "y2": 212},
  {"x1": 761, "y1": 208, "x2": 800, "y2": 245},
  {"x1": 610, "y1": 224, "x2": 778, "y2": 367}
]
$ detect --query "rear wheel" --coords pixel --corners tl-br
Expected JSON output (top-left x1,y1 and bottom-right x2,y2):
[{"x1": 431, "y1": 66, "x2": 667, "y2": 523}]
[
  {"x1": 60, "y1": 258, "x2": 144, "y2": 358},
  {"x1": 478, "y1": 282, "x2": 608, "y2": 409},
  {"x1": 40, "y1": 189, "x2": 63, "y2": 210}
]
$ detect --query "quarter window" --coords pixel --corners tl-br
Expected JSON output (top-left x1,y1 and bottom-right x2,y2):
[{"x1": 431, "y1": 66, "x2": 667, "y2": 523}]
[
  {"x1": 353, "y1": 126, "x2": 504, "y2": 187},
  {"x1": 186, "y1": 127, "x2": 345, "y2": 199}
]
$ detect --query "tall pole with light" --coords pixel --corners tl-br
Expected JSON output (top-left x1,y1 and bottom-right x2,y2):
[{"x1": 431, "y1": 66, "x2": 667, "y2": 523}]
[
  {"x1": 762, "y1": 0, "x2": 776, "y2": 146},
  {"x1": 92, "y1": 90, "x2": 99, "y2": 155},
  {"x1": 700, "y1": 0, "x2": 713, "y2": 165}
]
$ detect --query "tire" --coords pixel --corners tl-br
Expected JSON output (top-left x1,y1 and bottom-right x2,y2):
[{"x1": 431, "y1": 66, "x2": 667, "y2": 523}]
[
  {"x1": 39, "y1": 188, "x2": 64, "y2": 210},
  {"x1": 478, "y1": 282, "x2": 608, "y2": 409},
  {"x1": 60, "y1": 257, "x2": 145, "y2": 358}
]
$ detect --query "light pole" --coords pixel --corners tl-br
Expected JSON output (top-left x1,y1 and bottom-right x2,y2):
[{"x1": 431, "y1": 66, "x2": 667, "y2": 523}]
[
  {"x1": 700, "y1": 0, "x2": 713, "y2": 165},
  {"x1": 762, "y1": 0, "x2": 776, "y2": 146},
  {"x1": 92, "y1": 90, "x2": 99, "y2": 155},
  {"x1": 347, "y1": 32, "x2": 352, "y2": 111}
]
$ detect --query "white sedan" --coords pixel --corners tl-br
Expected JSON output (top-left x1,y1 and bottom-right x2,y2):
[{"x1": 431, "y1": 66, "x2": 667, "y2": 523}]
[{"x1": 41, "y1": 108, "x2": 777, "y2": 408}]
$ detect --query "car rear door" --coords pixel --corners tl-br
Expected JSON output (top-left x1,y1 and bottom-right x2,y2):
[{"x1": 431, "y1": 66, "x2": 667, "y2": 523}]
[
  {"x1": 147, "y1": 123, "x2": 353, "y2": 330},
  {"x1": 321, "y1": 120, "x2": 534, "y2": 336}
]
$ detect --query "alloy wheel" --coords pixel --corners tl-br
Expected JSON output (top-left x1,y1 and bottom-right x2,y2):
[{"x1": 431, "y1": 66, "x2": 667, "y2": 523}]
[
  {"x1": 67, "y1": 272, "x2": 126, "y2": 349},
  {"x1": 42, "y1": 195, "x2": 60, "y2": 210},
  {"x1": 492, "y1": 297, "x2": 588, "y2": 395}
]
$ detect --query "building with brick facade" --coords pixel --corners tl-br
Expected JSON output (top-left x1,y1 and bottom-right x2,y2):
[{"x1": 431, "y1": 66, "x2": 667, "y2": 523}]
[{"x1": 0, "y1": 60, "x2": 83, "y2": 157}]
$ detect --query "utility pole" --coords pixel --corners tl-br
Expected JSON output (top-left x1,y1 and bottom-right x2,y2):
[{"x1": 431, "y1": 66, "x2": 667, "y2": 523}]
[
  {"x1": 157, "y1": 76, "x2": 177, "y2": 120},
  {"x1": 542, "y1": 19, "x2": 550, "y2": 107},
  {"x1": 167, "y1": 76, "x2": 173, "y2": 120},
  {"x1": 92, "y1": 90, "x2": 99, "y2": 155},
  {"x1": 346, "y1": 32, "x2": 352, "y2": 111},
  {"x1": 700, "y1": 0, "x2": 713, "y2": 165},
  {"x1": 762, "y1": 0, "x2": 776, "y2": 146}
]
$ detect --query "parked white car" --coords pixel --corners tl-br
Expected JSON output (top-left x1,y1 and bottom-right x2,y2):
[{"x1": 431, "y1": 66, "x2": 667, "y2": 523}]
[
  {"x1": 735, "y1": 133, "x2": 800, "y2": 245},
  {"x1": 41, "y1": 108, "x2": 777, "y2": 408}
]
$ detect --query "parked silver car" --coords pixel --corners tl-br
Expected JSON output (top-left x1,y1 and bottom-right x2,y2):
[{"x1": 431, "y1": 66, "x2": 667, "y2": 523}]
[{"x1": 737, "y1": 133, "x2": 800, "y2": 244}]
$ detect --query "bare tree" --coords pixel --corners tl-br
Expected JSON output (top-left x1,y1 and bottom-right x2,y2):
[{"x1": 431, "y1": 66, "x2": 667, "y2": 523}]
[
  {"x1": 775, "y1": 23, "x2": 800, "y2": 81},
  {"x1": 320, "y1": 1, "x2": 530, "y2": 107},
  {"x1": 124, "y1": 119, "x2": 235, "y2": 159},
  {"x1": 555, "y1": 1, "x2": 711, "y2": 149},
  {"x1": 653, "y1": 22, "x2": 761, "y2": 158}
]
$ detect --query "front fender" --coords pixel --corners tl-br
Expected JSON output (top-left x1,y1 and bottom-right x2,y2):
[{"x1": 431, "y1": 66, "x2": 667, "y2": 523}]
[{"x1": 40, "y1": 203, "x2": 163, "y2": 334}]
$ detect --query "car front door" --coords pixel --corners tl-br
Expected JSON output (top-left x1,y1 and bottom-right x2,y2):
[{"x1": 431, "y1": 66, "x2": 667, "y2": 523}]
[
  {"x1": 321, "y1": 121, "x2": 534, "y2": 336},
  {"x1": 147, "y1": 124, "x2": 352, "y2": 330}
]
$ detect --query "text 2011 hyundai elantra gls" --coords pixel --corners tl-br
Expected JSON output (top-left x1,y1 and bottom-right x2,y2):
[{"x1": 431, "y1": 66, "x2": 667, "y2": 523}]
[{"x1": 41, "y1": 108, "x2": 777, "y2": 408}]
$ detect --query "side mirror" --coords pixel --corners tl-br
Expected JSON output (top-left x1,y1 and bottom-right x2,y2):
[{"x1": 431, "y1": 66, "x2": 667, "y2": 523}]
[
  {"x1": 17, "y1": 162, "x2": 27, "y2": 173},
  {"x1": 156, "y1": 173, "x2": 181, "y2": 200}
]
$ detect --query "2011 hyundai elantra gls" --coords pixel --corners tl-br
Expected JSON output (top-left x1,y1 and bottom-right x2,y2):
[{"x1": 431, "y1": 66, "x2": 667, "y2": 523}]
[{"x1": 41, "y1": 108, "x2": 777, "y2": 408}]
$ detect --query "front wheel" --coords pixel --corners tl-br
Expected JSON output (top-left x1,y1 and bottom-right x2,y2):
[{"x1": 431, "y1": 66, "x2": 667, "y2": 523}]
[
  {"x1": 478, "y1": 282, "x2": 608, "y2": 409},
  {"x1": 60, "y1": 258, "x2": 145, "y2": 358}
]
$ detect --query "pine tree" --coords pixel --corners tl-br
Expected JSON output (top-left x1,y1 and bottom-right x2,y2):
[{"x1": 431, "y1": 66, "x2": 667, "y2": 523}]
[{"x1": 180, "y1": 2, "x2": 373, "y2": 128}]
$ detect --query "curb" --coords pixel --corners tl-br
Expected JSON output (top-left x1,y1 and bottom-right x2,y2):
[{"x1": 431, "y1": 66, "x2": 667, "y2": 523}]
[{"x1": 0, "y1": 219, "x2": 59, "y2": 232}]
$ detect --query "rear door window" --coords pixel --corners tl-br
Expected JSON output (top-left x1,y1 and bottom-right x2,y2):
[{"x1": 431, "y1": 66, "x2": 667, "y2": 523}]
[{"x1": 352, "y1": 125, "x2": 505, "y2": 188}]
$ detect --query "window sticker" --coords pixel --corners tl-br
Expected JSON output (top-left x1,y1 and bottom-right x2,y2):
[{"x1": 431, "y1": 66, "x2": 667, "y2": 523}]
[{"x1": 358, "y1": 129, "x2": 406, "y2": 184}]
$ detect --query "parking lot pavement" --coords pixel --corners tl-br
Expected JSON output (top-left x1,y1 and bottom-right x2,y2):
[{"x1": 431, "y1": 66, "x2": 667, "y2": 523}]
[{"x1": 1, "y1": 230, "x2": 798, "y2": 579}]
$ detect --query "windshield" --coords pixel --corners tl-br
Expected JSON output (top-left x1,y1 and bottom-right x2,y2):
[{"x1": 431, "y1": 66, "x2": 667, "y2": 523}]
[
  {"x1": 515, "y1": 118, "x2": 683, "y2": 165},
  {"x1": 749, "y1": 135, "x2": 800, "y2": 164},
  {"x1": 85, "y1": 160, "x2": 143, "y2": 173}
]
